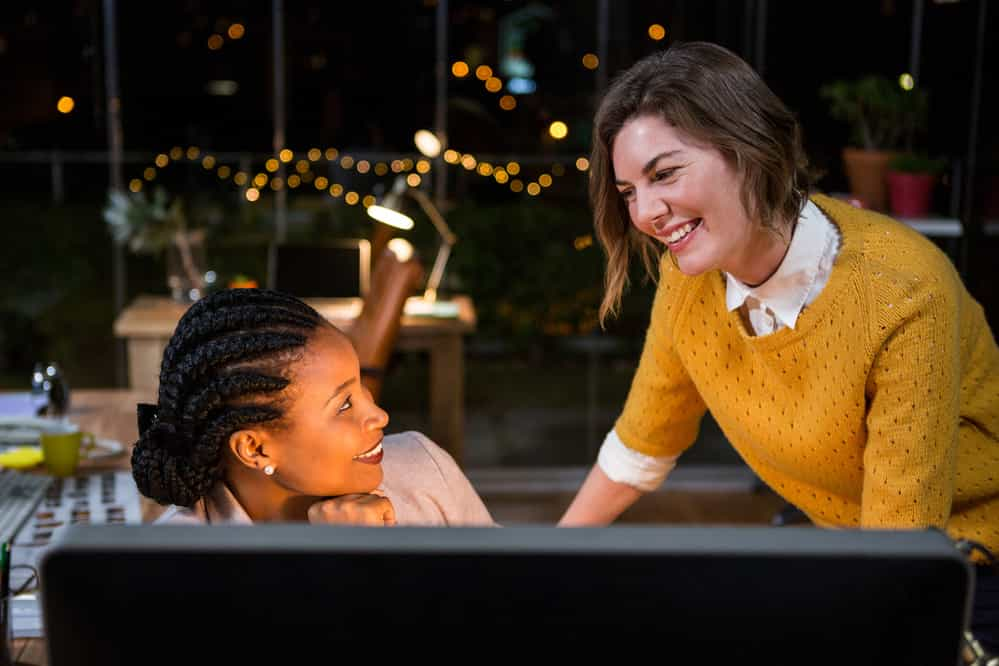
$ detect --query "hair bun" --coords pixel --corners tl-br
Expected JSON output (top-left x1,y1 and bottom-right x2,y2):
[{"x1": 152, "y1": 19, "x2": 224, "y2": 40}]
[{"x1": 131, "y1": 421, "x2": 217, "y2": 507}]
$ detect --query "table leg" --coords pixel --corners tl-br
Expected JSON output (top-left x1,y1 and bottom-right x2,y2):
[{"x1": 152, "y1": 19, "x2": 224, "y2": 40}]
[
  {"x1": 428, "y1": 334, "x2": 464, "y2": 467},
  {"x1": 125, "y1": 338, "x2": 167, "y2": 391}
]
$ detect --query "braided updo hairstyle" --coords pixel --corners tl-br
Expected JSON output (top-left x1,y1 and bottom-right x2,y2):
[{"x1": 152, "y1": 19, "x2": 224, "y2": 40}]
[{"x1": 131, "y1": 288, "x2": 325, "y2": 507}]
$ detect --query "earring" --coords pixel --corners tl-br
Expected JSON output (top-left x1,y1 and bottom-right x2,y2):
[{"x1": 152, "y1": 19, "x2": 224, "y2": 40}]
[{"x1": 263, "y1": 464, "x2": 275, "y2": 476}]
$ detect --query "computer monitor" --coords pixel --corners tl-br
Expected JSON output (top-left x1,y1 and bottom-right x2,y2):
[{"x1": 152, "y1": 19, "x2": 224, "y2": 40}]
[
  {"x1": 271, "y1": 239, "x2": 370, "y2": 298},
  {"x1": 39, "y1": 526, "x2": 970, "y2": 664}
]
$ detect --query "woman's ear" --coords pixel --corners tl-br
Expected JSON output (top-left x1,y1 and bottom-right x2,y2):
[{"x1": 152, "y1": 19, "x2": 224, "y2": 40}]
[{"x1": 228, "y1": 429, "x2": 273, "y2": 472}]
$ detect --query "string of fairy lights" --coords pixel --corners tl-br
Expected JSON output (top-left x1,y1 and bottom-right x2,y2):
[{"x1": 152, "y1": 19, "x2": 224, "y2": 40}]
[
  {"x1": 128, "y1": 145, "x2": 591, "y2": 205},
  {"x1": 127, "y1": 146, "x2": 595, "y2": 253}
]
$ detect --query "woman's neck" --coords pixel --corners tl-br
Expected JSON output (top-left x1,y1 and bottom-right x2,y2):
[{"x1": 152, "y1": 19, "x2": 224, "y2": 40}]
[
  {"x1": 729, "y1": 220, "x2": 796, "y2": 287},
  {"x1": 224, "y1": 461, "x2": 317, "y2": 522}
]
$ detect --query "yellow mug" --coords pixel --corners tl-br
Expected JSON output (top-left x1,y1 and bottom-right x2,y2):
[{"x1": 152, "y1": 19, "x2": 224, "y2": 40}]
[{"x1": 39, "y1": 424, "x2": 93, "y2": 477}]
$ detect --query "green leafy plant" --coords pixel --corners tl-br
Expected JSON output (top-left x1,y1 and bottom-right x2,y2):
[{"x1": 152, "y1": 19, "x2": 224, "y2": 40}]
[
  {"x1": 888, "y1": 153, "x2": 947, "y2": 175},
  {"x1": 820, "y1": 76, "x2": 928, "y2": 151},
  {"x1": 103, "y1": 186, "x2": 209, "y2": 295},
  {"x1": 102, "y1": 186, "x2": 191, "y2": 254}
]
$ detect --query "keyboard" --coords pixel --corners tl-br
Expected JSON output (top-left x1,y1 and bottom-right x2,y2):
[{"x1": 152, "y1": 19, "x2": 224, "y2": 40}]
[{"x1": 0, "y1": 469, "x2": 51, "y2": 543}]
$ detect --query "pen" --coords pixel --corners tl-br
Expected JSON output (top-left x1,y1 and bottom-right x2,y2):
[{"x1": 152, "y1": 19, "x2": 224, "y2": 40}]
[
  {"x1": 0, "y1": 540, "x2": 8, "y2": 650},
  {"x1": 0, "y1": 541, "x2": 8, "y2": 599}
]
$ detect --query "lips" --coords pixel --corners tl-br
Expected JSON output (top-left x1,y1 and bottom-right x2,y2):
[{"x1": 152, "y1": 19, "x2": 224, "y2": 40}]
[
  {"x1": 352, "y1": 438, "x2": 384, "y2": 465},
  {"x1": 654, "y1": 218, "x2": 702, "y2": 247}
]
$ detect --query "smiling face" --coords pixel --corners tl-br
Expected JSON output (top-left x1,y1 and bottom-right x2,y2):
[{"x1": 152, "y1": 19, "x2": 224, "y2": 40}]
[
  {"x1": 260, "y1": 325, "x2": 389, "y2": 497},
  {"x1": 611, "y1": 115, "x2": 788, "y2": 285}
]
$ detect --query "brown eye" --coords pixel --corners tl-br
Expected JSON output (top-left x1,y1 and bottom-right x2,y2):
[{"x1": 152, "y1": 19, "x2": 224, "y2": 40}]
[{"x1": 337, "y1": 396, "x2": 353, "y2": 414}]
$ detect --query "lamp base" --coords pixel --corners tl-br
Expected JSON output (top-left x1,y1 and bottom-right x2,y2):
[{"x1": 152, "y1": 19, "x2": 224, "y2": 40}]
[{"x1": 403, "y1": 296, "x2": 459, "y2": 318}]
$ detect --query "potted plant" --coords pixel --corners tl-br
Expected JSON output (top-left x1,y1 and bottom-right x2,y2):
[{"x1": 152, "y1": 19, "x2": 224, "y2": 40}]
[
  {"x1": 103, "y1": 186, "x2": 210, "y2": 302},
  {"x1": 886, "y1": 153, "x2": 947, "y2": 218},
  {"x1": 820, "y1": 76, "x2": 928, "y2": 211}
]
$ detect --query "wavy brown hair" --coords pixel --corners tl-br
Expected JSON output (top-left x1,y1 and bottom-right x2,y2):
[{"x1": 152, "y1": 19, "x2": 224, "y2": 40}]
[{"x1": 590, "y1": 41, "x2": 811, "y2": 325}]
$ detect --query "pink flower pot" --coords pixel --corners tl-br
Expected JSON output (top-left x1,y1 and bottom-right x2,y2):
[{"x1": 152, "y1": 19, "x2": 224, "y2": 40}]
[{"x1": 887, "y1": 171, "x2": 936, "y2": 218}]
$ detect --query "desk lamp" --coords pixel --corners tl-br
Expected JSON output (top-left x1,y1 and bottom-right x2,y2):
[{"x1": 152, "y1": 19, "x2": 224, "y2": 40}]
[{"x1": 367, "y1": 175, "x2": 457, "y2": 309}]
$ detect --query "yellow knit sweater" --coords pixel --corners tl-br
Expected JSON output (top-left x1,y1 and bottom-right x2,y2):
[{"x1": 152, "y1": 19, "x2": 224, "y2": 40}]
[{"x1": 616, "y1": 194, "x2": 999, "y2": 553}]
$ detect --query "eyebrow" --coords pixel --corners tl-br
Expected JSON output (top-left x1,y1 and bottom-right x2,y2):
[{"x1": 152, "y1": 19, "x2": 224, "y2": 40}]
[
  {"x1": 324, "y1": 378, "x2": 356, "y2": 407},
  {"x1": 615, "y1": 150, "x2": 684, "y2": 186}
]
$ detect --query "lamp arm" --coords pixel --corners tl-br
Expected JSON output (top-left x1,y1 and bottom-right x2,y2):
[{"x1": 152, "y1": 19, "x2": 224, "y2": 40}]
[
  {"x1": 409, "y1": 189, "x2": 457, "y2": 246},
  {"x1": 423, "y1": 243, "x2": 452, "y2": 302}
]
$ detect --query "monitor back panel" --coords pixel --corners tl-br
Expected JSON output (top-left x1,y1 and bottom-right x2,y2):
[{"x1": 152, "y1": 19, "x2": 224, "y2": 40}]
[{"x1": 40, "y1": 525, "x2": 971, "y2": 664}]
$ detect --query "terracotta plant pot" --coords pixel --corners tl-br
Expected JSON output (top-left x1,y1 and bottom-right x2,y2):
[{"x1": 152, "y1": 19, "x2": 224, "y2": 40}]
[
  {"x1": 887, "y1": 171, "x2": 936, "y2": 218},
  {"x1": 842, "y1": 148, "x2": 894, "y2": 212}
]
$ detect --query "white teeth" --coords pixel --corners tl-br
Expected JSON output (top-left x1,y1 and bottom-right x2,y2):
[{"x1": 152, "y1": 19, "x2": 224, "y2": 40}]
[
  {"x1": 665, "y1": 220, "x2": 700, "y2": 244},
  {"x1": 353, "y1": 441, "x2": 383, "y2": 460},
  {"x1": 667, "y1": 223, "x2": 692, "y2": 243}
]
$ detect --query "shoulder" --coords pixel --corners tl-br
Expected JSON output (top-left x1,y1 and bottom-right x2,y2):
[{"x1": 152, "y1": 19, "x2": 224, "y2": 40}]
[
  {"x1": 380, "y1": 431, "x2": 463, "y2": 495},
  {"x1": 382, "y1": 430, "x2": 454, "y2": 472},
  {"x1": 380, "y1": 431, "x2": 495, "y2": 527},
  {"x1": 813, "y1": 194, "x2": 965, "y2": 345},
  {"x1": 154, "y1": 502, "x2": 206, "y2": 525},
  {"x1": 814, "y1": 193, "x2": 957, "y2": 286}
]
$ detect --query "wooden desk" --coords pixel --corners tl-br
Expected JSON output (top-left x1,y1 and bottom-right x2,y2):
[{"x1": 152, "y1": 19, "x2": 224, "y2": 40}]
[{"x1": 112, "y1": 295, "x2": 476, "y2": 465}]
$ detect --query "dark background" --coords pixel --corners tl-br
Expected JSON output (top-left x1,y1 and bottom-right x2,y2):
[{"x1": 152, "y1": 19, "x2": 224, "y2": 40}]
[{"x1": 0, "y1": 0, "x2": 994, "y2": 466}]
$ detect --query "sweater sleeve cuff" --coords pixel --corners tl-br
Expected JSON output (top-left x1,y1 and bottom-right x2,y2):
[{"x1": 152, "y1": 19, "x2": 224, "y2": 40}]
[{"x1": 597, "y1": 429, "x2": 678, "y2": 492}]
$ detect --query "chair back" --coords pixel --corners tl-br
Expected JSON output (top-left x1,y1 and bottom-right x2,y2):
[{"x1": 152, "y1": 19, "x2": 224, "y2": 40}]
[{"x1": 349, "y1": 246, "x2": 423, "y2": 402}]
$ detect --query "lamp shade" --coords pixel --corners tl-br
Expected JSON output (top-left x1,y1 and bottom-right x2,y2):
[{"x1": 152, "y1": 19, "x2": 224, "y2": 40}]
[{"x1": 367, "y1": 204, "x2": 414, "y2": 230}]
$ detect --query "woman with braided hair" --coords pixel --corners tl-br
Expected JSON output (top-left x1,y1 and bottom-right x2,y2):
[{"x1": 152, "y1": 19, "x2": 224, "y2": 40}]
[{"x1": 133, "y1": 288, "x2": 494, "y2": 526}]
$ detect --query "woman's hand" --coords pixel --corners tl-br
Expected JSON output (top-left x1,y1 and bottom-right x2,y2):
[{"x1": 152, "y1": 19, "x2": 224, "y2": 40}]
[{"x1": 307, "y1": 493, "x2": 397, "y2": 526}]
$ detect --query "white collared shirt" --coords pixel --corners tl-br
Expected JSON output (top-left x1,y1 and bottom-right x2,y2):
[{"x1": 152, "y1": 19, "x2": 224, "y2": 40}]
[{"x1": 598, "y1": 200, "x2": 841, "y2": 491}]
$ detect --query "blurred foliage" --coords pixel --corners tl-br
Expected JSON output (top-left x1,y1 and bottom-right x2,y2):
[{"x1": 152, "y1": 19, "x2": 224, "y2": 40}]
[
  {"x1": 0, "y1": 199, "x2": 112, "y2": 386},
  {"x1": 819, "y1": 76, "x2": 928, "y2": 152},
  {"x1": 888, "y1": 152, "x2": 948, "y2": 175},
  {"x1": 103, "y1": 186, "x2": 190, "y2": 253}
]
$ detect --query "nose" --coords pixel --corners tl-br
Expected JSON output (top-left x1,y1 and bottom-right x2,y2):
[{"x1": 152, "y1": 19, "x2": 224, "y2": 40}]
[
  {"x1": 365, "y1": 403, "x2": 389, "y2": 431},
  {"x1": 634, "y1": 188, "x2": 670, "y2": 231}
]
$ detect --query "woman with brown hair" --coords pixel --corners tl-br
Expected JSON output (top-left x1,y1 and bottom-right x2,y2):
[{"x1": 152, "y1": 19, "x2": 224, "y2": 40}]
[{"x1": 559, "y1": 41, "x2": 999, "y2": 649}]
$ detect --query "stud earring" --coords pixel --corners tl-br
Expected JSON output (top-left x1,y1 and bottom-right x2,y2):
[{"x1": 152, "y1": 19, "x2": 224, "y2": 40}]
[{"x1": 263, "y1": 464, "x2": 275, "y2": 476}]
